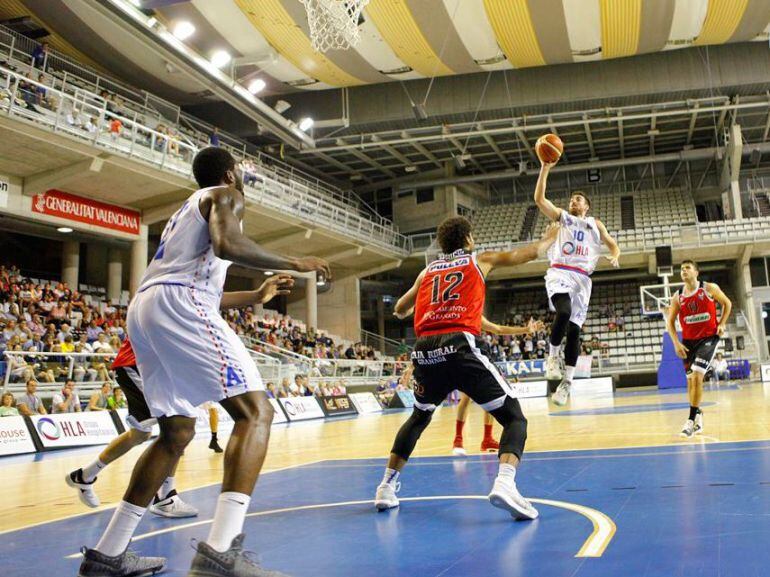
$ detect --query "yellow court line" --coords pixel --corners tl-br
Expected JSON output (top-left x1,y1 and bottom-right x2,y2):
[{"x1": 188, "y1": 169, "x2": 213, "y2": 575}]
[
  {"x1": 65, "y1": 495, "x2": 617, "y2": 560},
  {"x1": 0, "y1": 459, "x2": 326, "y2": 537}
]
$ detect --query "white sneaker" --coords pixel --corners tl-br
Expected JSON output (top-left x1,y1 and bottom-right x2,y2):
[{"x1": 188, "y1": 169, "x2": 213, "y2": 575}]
[
  {"x1": 693, "y1": 412, "x2": 703, "y2": 435},
  {"x1": 149, "y1": 490, "x2": 199, "y2": 518},
  {"x1": 452, "y1": 447, "x2": 468, "y2": 456},
  {"x1": 552, "y1": 380, "x2": 571, "y2": 406},
  {"x1": 374, "y1": 482, "x2": 400, "y2": 511},
  {"x1": 488, "y1": 478, "x2": 538, "y2": 520},
  {"x1": 545, "y1": 355, "x2": 562, "y2": 380},
  {"x1": 66, "y1": 468, "x2": 100, "y2": 508},
  {"x1": 680, "y1": 419, "x2": 695, "y2": 438}
]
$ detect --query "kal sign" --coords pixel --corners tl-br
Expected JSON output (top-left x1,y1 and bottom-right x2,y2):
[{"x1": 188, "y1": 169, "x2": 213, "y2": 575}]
[{"x1": 32, "y1": 189, "x2": 140, "y2": 235}]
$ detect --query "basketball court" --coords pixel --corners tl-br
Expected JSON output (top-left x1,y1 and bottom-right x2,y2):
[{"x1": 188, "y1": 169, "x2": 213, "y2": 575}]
[{"x1": 2, "y1": 0, "x2": 770, "y2": 576}]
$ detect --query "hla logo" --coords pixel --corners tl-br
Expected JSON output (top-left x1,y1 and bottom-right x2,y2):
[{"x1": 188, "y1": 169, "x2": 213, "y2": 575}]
[{"x1": 37, "y1": 417, "x2": 86, "y2": 441}]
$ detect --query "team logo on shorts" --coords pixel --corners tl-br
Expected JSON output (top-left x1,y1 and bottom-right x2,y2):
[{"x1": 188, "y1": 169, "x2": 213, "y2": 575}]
[
  {"x1": 561, "y1": 241, "x2": 576, "y2": 255},
  {"x1": 226, "y1": 366, "x2": 244, "y2": 387}
]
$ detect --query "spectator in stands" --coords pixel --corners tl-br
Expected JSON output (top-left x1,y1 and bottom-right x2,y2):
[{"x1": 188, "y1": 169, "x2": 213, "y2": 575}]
[
  {"x1": 712, "y1": 353, "x2": 730, "y2": 383},
  {"x1": 66, "y1": 107, "x2": 84, "y2": 129},
  {"x1": 523, "y1": 336, "x2": 534, "y2": 359},
  {"x1": 35, "y1": 73, "x2": 56, "y2": 110},
  {"x1": 209, "y1": 127, "x2": 220, "y2": 147},
  {"x1": 616, "y1": 314, "x2": 626, "y2": 333},
  {"x1": 17, "y1": 379, "x2": 47, "y2": 416},
  {"x1": 86, "y1": 320, "x2": 103, "y2": 342},
  {"x1": 85, "y1": 116, "x2": 99, "y2": 134},
  {"x1": 51, "y1": 380, "x2": 81, "y2": 413},
  {"x1": 107, "y1": 386, "x2": 127, "y2": 409},
  {"x1": 48, "y1": 299, "x2": 69, "y2": 326},
  {"x1": 32, "y1": 42, "x2": 49, "y2": 69},
  {"x1": 8, "y1": 345, "x2": 34, "y2": 382},
  {"x1": 109, "y1": 115, "x2": 122, "y2": 140},
  {"x1": 57, "y1": 323, "x2": 73, "y2": 343},
  {"x1": 61, "y1": 334, "x2": 75, "y2": 353},
  {"x1": 22, "y1": 332, "x2": 43, "y2": 352},
  {"x1": 0, "y1": 392, "x2": 19, "y2": 417},
  {"x1": 241, "y1": 159, "x2": 258, "y2": 186},
  {"x1": 265, "y1": 382, "x2": 276, "y2": 399}
]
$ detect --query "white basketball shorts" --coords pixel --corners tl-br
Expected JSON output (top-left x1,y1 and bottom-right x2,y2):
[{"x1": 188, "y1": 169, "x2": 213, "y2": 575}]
[
  {"x1": 127, "y1": 284, "x2": 263, "y2": 418},
  {"x1": 545, "y1": 267, "x2": 593, "y2": 328}
]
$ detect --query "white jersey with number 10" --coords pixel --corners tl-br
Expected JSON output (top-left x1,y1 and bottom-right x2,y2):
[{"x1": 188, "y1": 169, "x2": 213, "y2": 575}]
[{"x1": 547, "y1": 211, "x2": 602, "y2": 275}]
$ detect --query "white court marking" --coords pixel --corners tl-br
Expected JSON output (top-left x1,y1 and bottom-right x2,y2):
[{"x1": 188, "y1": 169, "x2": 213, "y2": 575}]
[{"x1": 66, "y1": 495, "x2": 616, "y2": 559}]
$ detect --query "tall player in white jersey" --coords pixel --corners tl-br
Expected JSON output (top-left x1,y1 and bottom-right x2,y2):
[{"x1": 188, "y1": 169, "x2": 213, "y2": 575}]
[
  {"x1": 77, "y1": 147, "x2": 330, "y2": 577},
  {"x1": 534, "y1": 158, "x2": 621, "y2": 406}
]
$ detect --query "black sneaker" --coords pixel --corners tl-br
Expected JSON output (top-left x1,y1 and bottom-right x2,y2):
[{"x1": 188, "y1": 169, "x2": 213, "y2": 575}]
[
  {"x1": 209, "y1": 438, "x2": 224, "y2": 453},
  {"x1": 77, "y1": 546, "x2": 165, "y2": 577},
  {"x1": 66, "y1": 468, "x2": 100, "y2": 508},
  {"x1": 187, "y1": 534, "x2": 289, "y2": 577}
]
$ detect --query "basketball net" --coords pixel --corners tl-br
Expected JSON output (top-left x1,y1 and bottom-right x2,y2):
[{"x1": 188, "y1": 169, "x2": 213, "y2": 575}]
[{"x1": 300, "y1": 0, "x2": 370, "y2": 53}]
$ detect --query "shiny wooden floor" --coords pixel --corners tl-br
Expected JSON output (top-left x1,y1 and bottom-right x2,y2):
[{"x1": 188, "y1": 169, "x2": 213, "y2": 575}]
[{"x1": 3, "y1": 381, "x2": 770, "y2": 535}]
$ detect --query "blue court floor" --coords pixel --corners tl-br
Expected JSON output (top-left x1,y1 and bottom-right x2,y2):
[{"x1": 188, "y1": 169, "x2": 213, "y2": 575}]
[{"x1": 5, "y1": 440, "x2": 770, "y2": 577}]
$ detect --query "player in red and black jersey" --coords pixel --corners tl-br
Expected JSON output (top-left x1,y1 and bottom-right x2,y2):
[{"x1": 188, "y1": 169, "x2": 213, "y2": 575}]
[
  {"x1": 374, "y1": 216, "x2": 557, "y2": 520},
  {"x1": 666, "y1": 260, "x2": 732, "y2": 438}
]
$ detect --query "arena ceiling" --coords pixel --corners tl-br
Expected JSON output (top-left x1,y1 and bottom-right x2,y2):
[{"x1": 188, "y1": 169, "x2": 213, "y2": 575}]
[{"x1": 6, "y1": 0, "x2": 770, "y2": 96}]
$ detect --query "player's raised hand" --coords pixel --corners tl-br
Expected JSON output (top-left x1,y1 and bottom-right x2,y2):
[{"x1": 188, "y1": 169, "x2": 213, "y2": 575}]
[
  {"x1": 526, "y1": 318, "x2": 545, "y2": 333},
  {"x1": 295, "y1": 256, "x2": 331, "y2": 280},
  {"x1": 606, "y1": 254, "x2": 620, "y2": 268},
  {"x1": 674, "y1": 341, "x2": 688, "y2": 359},
  {"x1": 256, "y1": 274, "x2": 294, "y2": 303},
  {"x1": 717, "y1": 324, "x2": 725, "y2": 337}
]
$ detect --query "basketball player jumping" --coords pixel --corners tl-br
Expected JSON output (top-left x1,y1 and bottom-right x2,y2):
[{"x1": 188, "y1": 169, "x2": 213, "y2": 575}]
[
  {"x1": 77, "y1": 147, "x2": 329, "y2": 577},
  {"x1": 66, "y1": 274, "x2": 294, "y2": 519},
  {"x1": 374, "y1": 216, "x2": 556, "y2": 520},
  {"x1": 665, "y1": 260, "x2": 731, "y2": 438},
  {"x1": 534, "y1": 160, "x2": 621, "y2": 405},
  {"x1": 453, "y1": 316, "x2": 544, "y2": 455}
]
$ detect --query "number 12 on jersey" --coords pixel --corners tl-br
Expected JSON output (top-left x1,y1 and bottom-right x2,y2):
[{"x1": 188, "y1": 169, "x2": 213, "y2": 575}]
[{"x1": 430, "y1": 272, "x2": 464, "y2": 304}]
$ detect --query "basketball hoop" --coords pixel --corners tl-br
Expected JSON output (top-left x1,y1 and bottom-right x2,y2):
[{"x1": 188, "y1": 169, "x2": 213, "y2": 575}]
[{"x1": 300, "y1": 0, "x2": 370, "y2": 53}]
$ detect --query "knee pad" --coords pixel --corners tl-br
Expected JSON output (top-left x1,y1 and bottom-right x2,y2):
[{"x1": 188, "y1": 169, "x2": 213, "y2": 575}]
[
  {"x1": 490, "y1": 397, "x2": 527, "y2": 459},
  {"x1": 391, "y1": 408, "x2": 433, "y2": 460}
]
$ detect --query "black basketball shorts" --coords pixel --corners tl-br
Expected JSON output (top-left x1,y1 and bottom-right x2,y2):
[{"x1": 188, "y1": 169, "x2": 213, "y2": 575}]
[
  {"x1": 411, "y1": 331, "x2": 516, "y2": 412},
  {"x1": 682, "y1": 335, "x2": 720, "y2": 375},
  {"x1": 114, "y1": 366, "x2": 153, "y2": 427}
]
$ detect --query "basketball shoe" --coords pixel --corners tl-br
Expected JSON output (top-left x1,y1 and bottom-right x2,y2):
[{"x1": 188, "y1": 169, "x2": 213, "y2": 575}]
[
  {"x1": 680, "y1": 419, "x2": 695, "y2": 438},
  {"x1": 149, "y1": 490, "x2": 199, "y2": 518},
  {"x1": 187, "y1": 534, "x2": 289, "y2": 577},
  {"x1": 693, "y1": 412, "x2": 704, "y2": 435},
  {"x1": 66, "y1": 468, "x2": 100, "y2": 508},
  {"x1": 452, "y1": 435, "x2": 467, "y2": 456},
  {"x1": 78, "y1": 546, "x2": 165, "y2": 577},
  {"x1": 374, "y1": 480, "x2": 400, "y2": 511},
  {"x1": 552, "y1": 380, "x2": 571, "y2": 406},
  {"x1": 480, "y1": 438, "x2": 500, "y2": 452},
  {"x1": 488, "y1": 478, "x2": 539, "y2": 520},
  {"x1": 545, "y1": 355, "x2": 562, "y2": 380}
]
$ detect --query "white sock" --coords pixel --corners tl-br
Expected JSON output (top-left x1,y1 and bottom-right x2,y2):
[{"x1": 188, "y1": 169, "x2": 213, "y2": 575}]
[
  {"x1": 82, "y1": 458, "x2": 106, "y2": 483},
  {"x1": 549, "y1": 344, "x2": 562, "y2": 358},
  {"x1": 95, "y1": 501, "x2": 146, "y2": 557},
  {"x1": 381, "y1": 468, "x2": 400, "y2": 486},
  {"x1": 497, "y1": 463, "x2": 517, "y2": 485},
  {"x1": 158, "y1": 476, "x2": 176, "y2": 500},
  {"x1": 565, "y1": 365, "x2": 576, "y2": 382},
  {"x1": 207, "y1": 492, "x2": 251, "y2": 553}
]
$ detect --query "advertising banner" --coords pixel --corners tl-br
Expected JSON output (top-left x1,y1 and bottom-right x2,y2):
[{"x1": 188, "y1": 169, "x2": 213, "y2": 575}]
[
  {"x1": 506, "y1": 380, "x2": 548, "y2": 399},
  {"x1": 496, "y1": 360, "x2": 545, "y2": 378},
  {"x1": 349, "y1": 392, "x2": 383, "y2": 414},
  {"x1": 318, "y1": 395, "x2": 357, "y2": 417},
  {"x1": 0, "y1": 416, "x2": 36, "y2": 455},
  {"x1": 279, "y1": 397, "x2": 325, "y2": 421},
  {"x1": 571, "y1": 376, "x2": 614, "y2": 397},
  {"x1": 32, "y1": 189, "x2": 140, "y2": 235},
  {"x1": 761, "y1": 364, "x2": 770, "y2": 383},
  {"x1": 31, "y1": 412, "x2": 118, "y2": 449},
  {"x1": 270, "y1": 398, "x2": 287, "y2": 423}
]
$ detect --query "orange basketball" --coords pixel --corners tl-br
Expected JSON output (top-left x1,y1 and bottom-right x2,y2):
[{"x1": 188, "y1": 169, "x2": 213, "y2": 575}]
[{"x1": 536, "y1": 134, "x2": 563, "y2": 164}]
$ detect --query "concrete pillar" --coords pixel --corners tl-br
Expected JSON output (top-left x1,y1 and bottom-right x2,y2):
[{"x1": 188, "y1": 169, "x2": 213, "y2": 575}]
[
  {"x1": 305, "y1": 272, "x2": 318, "y2": 330},
  {"x1": 735, "y1": 262, "x2": 761, "y2": 353},
  {"x1": 130, "y1": 224, "x2": 148, "y2": 295},
  {"x1": 316, "y1": 274, "x2": 361, "y2": 342},
  {"x1": 61, "y1": 240, "x2": 80, "y2": 289},
  {"x1": 107, "y1": 248, "x2": 123, "y2": 303},
  {"x1": 376, "y1": 296, "x2": 385, "y2": 351}
]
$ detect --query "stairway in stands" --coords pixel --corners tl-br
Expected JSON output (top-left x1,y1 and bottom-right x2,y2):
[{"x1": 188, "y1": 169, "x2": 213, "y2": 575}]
[
  {"x1": 519, "y1": 205, "x2": 539, "y2": 240},
  {"x1": 620, "y1": 196, "x2": 635, "y2": 229},
  {"x1": 757, "y1": 193, "x2": 770, "y2": 217}
]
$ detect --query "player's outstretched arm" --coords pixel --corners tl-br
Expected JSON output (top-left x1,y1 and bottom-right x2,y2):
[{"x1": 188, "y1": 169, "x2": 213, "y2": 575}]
[
  {"x1": 596, "y1": 219, "x2": 621, "y2": 268},
  {"x1": 476, "y1": 224, "x2": 558, "y2": 274},
  {"x1": 665, "y1": 294, "x2": 688, "y2": 359},
  {"x1": 533, "y1": 161, "x2": 561, "y2": 221},
  {"x1": 482, "y1": 316, "x2": 544, "y2": 336},
  {"x1": 394, "y1": 270, "x2": 426, "y2": 320},
  {"x1": 207, "y1": 186, "x2": 331, "y2": 278},
  {"x1": 220, "y1": 274, "x2": 294, "y2": 309},
  {"x1": 706, "y1": 282, "x2": 732, "y2": 336}
]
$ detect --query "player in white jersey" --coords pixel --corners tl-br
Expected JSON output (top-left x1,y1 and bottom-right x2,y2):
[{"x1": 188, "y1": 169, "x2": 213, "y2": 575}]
[
  {"x1": 78, "y1": 147, "x2": 330, "y2": 577},
  {"x1": 534, "y1": 158, "x2": 621, "y2": 406}
]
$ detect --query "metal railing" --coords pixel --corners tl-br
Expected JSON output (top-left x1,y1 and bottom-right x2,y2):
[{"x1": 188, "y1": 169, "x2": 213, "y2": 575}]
[
  {"x1": 0, "y1": 66, "x2": 410, "y2": 254},
  {"x1": 3, "y1": 351, "x2": 117, "y2": 396}
]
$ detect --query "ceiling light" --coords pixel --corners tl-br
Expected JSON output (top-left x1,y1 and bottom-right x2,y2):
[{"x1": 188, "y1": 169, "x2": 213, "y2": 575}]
[
  {"x1": 405, "y1": 165, "x2": 417, "y2": 173},
  {"x1": 210, "y1": 50, "x2": 231, "y2": 68},
  {"x1": 146, "y1": 16, "x2": 158, "y2": 28},
  {"x1": 172, "y1": 21, "x2": 195, "y2": 40},
  {"x1": 264, "y1": 271, "x2": 275, "y2": 276},
  {"x1": 298, "y1": 117, "x2": 314, "y2": 131},
  {"x1": 274, "y1": 100, "x2": 291, "y2": 114},
  {"x1": 248, "y1": 78, "x2": 266, "y2": 94},
  {"x1": 57, "y1": 227, "x2": 73, "y2": 233}
]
